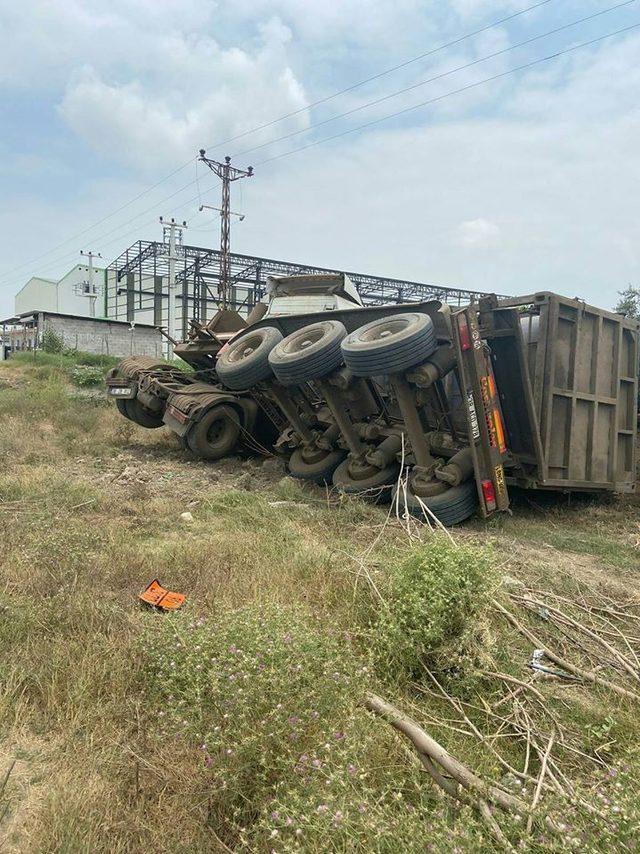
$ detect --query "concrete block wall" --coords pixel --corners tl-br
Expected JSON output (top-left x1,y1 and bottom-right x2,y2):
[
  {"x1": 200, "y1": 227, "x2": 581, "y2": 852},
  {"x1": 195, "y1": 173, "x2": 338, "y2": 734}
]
[{"x1": 41, "y1": 314, "x2": 163, "y2": 358}]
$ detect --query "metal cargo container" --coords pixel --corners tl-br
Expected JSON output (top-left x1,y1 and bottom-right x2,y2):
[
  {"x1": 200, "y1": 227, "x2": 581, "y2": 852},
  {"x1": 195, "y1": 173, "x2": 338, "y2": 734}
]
[{"x1": 479, "y1": 292, "x2": 639, "y2": 494}]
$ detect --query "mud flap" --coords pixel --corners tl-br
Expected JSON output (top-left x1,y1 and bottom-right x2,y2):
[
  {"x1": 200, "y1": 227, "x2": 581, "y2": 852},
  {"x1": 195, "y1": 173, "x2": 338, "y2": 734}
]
[{"x1": 163, "y1": 406, "x2": 192, "y2": 437}]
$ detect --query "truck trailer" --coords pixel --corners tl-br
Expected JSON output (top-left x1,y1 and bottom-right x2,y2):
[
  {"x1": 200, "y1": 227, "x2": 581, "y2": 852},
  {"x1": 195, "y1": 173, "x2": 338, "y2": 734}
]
[{"x1": 107, "y1": 277, "x2": 639, "y2": 525}]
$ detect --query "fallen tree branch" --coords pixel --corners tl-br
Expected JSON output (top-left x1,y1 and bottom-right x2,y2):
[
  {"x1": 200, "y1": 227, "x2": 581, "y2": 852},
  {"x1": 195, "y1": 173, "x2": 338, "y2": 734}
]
[
  {"x1": 492, "y1": 600, "x2": 640, "y2": 702},
  {"x1": 364, "y1": 693, "x2": 530, "y2": 813},
  {"x1": 480, "y1": 669, "x2": 546, "y2": 704},
  {"x1": 526, "y1": 728, "x2": 554, "y2": 834},
  {"x1": 511, "y1": 594, "x2": 640, "y2": 683}
]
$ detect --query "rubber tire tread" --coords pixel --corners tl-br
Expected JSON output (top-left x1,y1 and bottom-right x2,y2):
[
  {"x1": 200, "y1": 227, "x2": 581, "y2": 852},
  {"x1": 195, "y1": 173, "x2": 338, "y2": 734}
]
[
  {"x1": 395, "y1": 479, "x2": 478, "y2": 526},
  {"x1": 332, "y1": 458, "x2": 400, "y2": 501},
  {"x1": 125, "y1": 399, "x2": 164, "y2": 428},
  {"x1": 341, "y1": 313, "x2": 437, "y2": 377},
  {"x1": 269, "y1": 321, "x2": 346, "y2": 386},
  {"x1": 187, "y1": 405, "x2": 241, "y2": 460},
  {"x1": 115, "y1": 399, "x2": 133, "y2": 421},
  {"x1": 216, "y1": 327, "x2": 283, "y2": 390},
  {"x1": 287, "y1": 447, "x2": 347, "y2": 483}
]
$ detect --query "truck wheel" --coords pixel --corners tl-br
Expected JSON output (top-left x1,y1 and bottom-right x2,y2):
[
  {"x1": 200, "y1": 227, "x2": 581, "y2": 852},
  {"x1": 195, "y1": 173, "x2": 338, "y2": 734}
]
[
  {"x1": 125, "y1": 399, "x2": 164, "y2": 429},
  {"x1": 115, "y1": 399, "x2": 133, "y2": 421},
  {"x1": 187, "y1": 405, "x2": 241, "y2": 460},
  {"x1": 332, "y1": 458, "x2": 400, "y2": 501},
  {"x1": 288, "y1": 447, "x2": 347, "y2": 483},
  {"x1": 269, "y1": 320, "x2": 347, "y2": 385},
  {"x1": 393, "y1": 479, "x2": 478, "y2": 526},
  {"x1": 216, "y1": 327, "x2": 283, "y2": 390},
  {"x1": 341, "y1": 313, "x2": 437, "y2": 377}
]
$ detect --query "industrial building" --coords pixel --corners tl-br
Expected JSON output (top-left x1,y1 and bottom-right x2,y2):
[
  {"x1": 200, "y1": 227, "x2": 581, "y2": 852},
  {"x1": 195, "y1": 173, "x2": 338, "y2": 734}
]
[
  {"x1": 105, "y1": 238, "x2": 506, "y2": 343},
  {"x1": 14, "y1": 260, "x2": 107, "y2": 318},
  {"x1": 5, "y1": 229, "x2": 506, "y2": 360}
]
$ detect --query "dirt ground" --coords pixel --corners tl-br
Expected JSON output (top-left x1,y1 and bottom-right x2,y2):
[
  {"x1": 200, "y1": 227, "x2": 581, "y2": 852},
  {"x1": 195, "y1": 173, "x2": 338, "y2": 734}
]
[{"x1": 1, "y1": 354, "x2": 639, "y2": 852}]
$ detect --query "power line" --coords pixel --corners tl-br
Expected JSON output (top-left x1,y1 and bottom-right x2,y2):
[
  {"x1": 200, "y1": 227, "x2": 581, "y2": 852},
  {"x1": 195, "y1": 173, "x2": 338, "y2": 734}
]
[
  {"x1": 204, "y1": 0, "x2": 557, "y2": 151},
  {"x1": 2, "y1": 19, "x2": 636, "y2": 292},
  {"x1": 0, "y1": 0, "x2": 554, "y2": 281},
  {"x1": 0, "y1": 176, "x2": 222, "y2": 290},
  {"x1": 0, "y1": 159, "x2": 196, "y2": 281},
  {"x1": 253, "y1": 21, "x2": 640, "y2": 167},
  {"x1": 233, "y1": 0, "x2": 637, "y2": 159}
]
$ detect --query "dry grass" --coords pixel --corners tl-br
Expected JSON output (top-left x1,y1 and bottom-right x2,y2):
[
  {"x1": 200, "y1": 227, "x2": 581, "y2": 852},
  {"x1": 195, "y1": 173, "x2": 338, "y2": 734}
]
[{"x1": 1, "y1": 353, "x2": 640, "y2": 851}]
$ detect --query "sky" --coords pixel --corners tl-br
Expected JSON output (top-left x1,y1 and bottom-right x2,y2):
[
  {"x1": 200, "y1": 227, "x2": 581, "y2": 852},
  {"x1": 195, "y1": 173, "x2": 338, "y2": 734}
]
[{"x1": 0, "y1": 0, "x2": 639, "y2": 317}]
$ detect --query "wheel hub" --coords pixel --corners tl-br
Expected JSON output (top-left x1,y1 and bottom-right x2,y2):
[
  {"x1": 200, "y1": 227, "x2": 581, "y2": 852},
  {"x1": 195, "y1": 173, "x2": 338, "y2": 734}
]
[{"x1": 410, "y1": 469, "x2": 448, "y2": 498}]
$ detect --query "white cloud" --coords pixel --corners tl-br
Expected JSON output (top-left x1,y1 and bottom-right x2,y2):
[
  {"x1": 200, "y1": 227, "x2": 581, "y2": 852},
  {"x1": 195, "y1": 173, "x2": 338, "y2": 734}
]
[
  {"x1": 456, "y1": 218, "x2": 501, "y2": 248},
  {"x1": 1, "y1": 1, "x2": 639, "y2": 318},
  {"x1": 58, "y1": 22, "x2": 309, "y2": 171}
]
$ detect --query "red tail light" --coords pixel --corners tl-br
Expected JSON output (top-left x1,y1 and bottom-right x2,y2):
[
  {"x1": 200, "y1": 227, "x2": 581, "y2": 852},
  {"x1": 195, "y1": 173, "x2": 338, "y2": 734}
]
[
  {"x1": 481, "y1": 479, "x2": 497, "y2": 512},
  {"x1": 458, "y1": 314, "x2": 471, "y2": 351}
]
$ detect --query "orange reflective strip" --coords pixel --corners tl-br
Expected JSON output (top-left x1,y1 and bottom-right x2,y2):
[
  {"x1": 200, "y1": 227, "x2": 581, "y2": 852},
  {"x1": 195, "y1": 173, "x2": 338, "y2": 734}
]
[{"x1": 492, "y1": 410, "x2": 507, "y2": 454}]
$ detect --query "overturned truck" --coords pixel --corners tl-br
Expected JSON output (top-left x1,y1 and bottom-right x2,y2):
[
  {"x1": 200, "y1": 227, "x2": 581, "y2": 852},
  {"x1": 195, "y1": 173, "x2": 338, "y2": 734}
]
[{"x1": 107, "y1": 275, "x2": 639, "y2": 525}]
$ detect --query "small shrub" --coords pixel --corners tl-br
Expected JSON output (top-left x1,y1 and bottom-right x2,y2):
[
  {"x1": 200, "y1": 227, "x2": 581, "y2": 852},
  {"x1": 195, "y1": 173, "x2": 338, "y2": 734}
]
[
  {"x1": 373, "y1": 536, "x2": 496, "y2": 683},
  {"x1": 41, "y1": 329, "x2": 65, "y2": 353},
  {"x1": 70, "y1": 364, "x2": 107, "y2": 387}
]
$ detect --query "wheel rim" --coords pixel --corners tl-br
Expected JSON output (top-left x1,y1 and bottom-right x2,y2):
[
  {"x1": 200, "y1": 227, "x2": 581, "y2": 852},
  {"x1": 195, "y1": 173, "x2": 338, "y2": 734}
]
[
  {"x1": 282, "y1": 326, "x2": 327, "y2": 355},
  {"x1": 227, "y1": 332, "x2": 268, "y2": 364},
  {"x1": 346, "y1": 458, "x2": 388, "y2": 482},
  {"x1": 206, "y1": 418, "x2": 227, "y2": 445}
]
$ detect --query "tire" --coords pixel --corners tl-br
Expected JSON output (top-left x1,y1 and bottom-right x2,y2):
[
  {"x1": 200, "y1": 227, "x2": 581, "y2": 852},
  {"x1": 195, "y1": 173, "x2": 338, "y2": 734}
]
[
  {"x1": 341, "y1": 313, "x2": 437, "y2": 377},
  {"x1": 124, "y1": 399, "x2": 164, "y2": 429},
  {"x1": 216, "y1": 327, "x2": 283, "y2": 390},
  {"x1": 332, "y1": 458, "x2": 400, "y2": 501},
  {"x1": 115, "y1": 399, "x2": 132, "y2": 421},
  {"x1": 288, "y1": 447, "x2": 347, "y2": 484},
  {"x1": 393, "y1": 479, "x2": 478, "y2": 526},
  {"x1": 269, "y1": 320, "x2": 347, "y2": 385},
  {"x1": 187, "y1": 405, "x2": 241, "y2": 461}
]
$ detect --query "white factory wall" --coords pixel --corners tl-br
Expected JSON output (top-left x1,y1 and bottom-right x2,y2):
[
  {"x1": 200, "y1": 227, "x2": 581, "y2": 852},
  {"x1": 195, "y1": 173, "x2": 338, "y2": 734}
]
[
  {"x1": 14, "y1": 276, "x2": 58, "y2": 314},
  {"x1": 14, "y1": 266, "x2": 106, "y2": 318},
  {"x1": 56, "y1": 265, "x2": 106, "y2": 316}
]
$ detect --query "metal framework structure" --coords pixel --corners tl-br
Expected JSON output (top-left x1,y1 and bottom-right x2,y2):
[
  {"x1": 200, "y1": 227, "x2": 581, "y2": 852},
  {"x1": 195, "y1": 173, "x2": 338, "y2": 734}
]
[
  {"x1": 198, "y1": 151, "x2": 253, "y2": 310},
  {"x1": 105, "y1": 239, "x2": 511, "y2": 338}
]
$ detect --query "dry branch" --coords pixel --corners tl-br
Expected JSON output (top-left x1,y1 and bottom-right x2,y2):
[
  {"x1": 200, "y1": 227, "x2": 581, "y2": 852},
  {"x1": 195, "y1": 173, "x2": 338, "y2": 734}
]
[
  {"x1": 511, "y1": 594, "x2": 640, "y2": 683},
  {"x1": 365, "y1": 693, "x2": 527, "y2": 813},
  {"x1": 492, "y1": 600, "x2": 640, "y2": 702}
]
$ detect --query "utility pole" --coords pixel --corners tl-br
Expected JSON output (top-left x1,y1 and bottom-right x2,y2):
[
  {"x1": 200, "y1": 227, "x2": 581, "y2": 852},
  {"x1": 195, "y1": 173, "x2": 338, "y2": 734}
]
[
  {"x1": 79, "y1": 250, "x2": 102, "y2": 317},
  {"x1": 198, "y1": 150, "x2": 253, "y2": 310},
  {"x1": 159, "y1": 216, "x2": 188, "y2": 359}
]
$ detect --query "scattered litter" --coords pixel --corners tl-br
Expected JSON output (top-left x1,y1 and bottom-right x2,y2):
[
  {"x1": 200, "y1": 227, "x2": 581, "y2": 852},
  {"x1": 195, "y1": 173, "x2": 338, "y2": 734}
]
[
  {"x1": 180, "y1": 511, "x2": 194, "y2": 523},
  {"x1": 139, "y1": 579, "x2": 186, "y2": 611},
  {"x1": 529, "y1": 648, "x2": 580, "y2": 681}
]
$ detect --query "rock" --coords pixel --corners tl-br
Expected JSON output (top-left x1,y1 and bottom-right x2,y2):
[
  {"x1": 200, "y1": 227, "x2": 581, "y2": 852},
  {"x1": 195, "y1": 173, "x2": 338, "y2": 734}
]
[
  {"x1": 235, "y1": 472, "x2": 254, "y2": 491},
  {"x1": 180, "y1": 511, "x2": 194, "y2": 523},
  {"x1": 499, "y1": 772, "x2": 522, "y2": 792},
  {"x1": 278, "y1": 476, "x2": 297, "y2": 489},
  {"x1": 261, "y1": 456, "x2": 287, "y2": 475}
]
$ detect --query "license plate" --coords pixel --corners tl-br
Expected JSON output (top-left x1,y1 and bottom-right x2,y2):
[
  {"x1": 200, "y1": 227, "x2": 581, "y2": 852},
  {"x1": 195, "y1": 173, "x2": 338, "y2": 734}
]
[
  {"x1": 466, "y1": 390, "x2": 480, "y2": 440},
  {"x1": 108, "y1": 386, "x2": 135, "y2": 399}
]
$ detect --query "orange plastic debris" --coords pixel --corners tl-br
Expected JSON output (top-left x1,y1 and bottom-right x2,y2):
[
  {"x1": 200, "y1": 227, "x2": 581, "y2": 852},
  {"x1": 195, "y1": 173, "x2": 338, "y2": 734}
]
[{"x1": 139, "y1": 579, "x2": 186, "y2": 611}]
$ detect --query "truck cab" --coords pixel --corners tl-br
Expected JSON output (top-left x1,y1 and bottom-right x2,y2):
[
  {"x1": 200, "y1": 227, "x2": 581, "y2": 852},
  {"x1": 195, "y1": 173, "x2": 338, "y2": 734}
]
[{"x1": 263, "y1": 273, "x2": 364, "y2": 318}]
